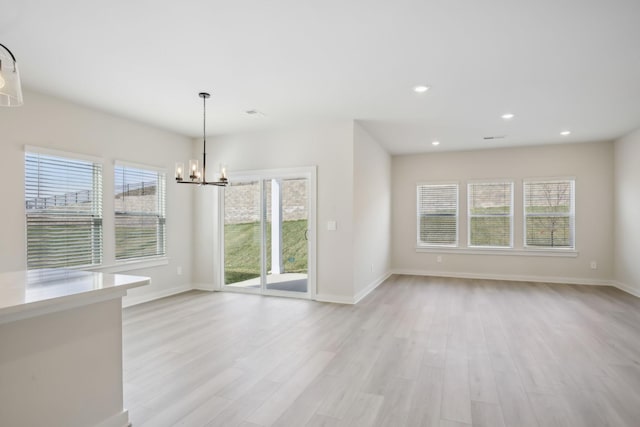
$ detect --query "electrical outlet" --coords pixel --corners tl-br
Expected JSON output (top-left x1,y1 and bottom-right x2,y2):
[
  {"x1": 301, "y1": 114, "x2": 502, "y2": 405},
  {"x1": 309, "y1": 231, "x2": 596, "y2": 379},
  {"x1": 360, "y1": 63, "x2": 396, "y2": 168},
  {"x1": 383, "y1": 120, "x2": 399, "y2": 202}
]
[
  {"x1": 590, "y1": 261, "x2": 597, "y2": 270},
  {"x1": 177, "y1": 266, "x2": 183, "y2": 275},
  {"x1": 436, "y1": 255, "x2": 442, "y2": 263}
]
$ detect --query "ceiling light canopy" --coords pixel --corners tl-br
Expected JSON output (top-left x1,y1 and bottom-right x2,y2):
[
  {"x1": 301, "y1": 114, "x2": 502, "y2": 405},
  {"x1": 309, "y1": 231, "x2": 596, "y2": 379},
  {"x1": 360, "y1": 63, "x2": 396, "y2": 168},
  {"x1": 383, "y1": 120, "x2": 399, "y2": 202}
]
[
  {"x1": 413, "y1": 85, "x2": 430, "y2": 93},
  {"x1": 175, "y1": 92, "x2": 228, "y2": 187},
  {"x1": 0, "y1": 43, "x2": 23, "y2": 107}
]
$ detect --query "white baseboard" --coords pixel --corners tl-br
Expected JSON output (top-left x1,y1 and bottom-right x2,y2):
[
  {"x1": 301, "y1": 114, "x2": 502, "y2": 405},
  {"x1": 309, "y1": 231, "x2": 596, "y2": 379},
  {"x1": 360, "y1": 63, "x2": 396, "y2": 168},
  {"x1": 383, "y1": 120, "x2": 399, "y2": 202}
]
[
  {"x1": 192, "y1": 282, "x2": 218, "y2": 292},
  {"x1": 354, "y1": 271, "x2": 392, "y2": 304},
  {"x1": 314, "y1": 293, "x2": 355, "y2": 305},
  {"x1": 391, "y1": 269, "x2": 612, "y2": 287},
  {"x1": 94, "y1": 410, "x2": 129, "y2": 427},
  {"x1": 611, "y1": 280, "x2": 640, "y2": 298},
  {"x1": 122, "y1": 284, "x2": 192, "y2": 308},
  {"x1": 315, "y1": 272, "x2": 392, "y2": 305}
]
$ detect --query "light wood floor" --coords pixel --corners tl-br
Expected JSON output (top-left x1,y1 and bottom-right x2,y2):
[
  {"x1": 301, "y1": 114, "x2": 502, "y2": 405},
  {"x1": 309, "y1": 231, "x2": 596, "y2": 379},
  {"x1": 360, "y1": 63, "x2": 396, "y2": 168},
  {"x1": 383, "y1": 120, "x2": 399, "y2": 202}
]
[{"x1": 123, "y1": 275, "x2": 640, "y2": 427}]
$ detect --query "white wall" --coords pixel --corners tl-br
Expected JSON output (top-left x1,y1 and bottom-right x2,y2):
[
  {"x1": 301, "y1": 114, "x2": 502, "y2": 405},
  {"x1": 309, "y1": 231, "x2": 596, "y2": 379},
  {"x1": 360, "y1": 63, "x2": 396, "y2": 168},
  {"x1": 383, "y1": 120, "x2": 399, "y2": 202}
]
[
  {"x1": 392, "y1": 141, "x2": 615, "y2": 284},
  {"x1": 0, "y1": 90, "x2": 195, "y2": 304},
  {"x1": 353, "y1": 123, "x2": 391, "y2": 300},
  {"x1": 192, "y1": 121, "x2": 356, "y2": 301},
  {"x1": 614, "y1": 128, "x2": 640, "y2": 295}
]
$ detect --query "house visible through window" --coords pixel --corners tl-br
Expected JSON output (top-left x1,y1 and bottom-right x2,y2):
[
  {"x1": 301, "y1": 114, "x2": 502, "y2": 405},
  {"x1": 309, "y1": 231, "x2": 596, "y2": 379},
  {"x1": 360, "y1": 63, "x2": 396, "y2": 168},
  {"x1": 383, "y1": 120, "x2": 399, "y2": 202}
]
[
  {"x1": 25, "y1": 149, "x2": 103, "y2": 269},
  {"x1": 115, "y1": 163, "x2": 166, "y2": 260},
  {"x1": 468, "y1": 181, "x2": 513, "y2": 247},
  {"x1": 524, "y1": 179, "x2": 575, "y2": 248},
  {"x1": 417, "y1": 183, "x2": 458, "y2": 246}
]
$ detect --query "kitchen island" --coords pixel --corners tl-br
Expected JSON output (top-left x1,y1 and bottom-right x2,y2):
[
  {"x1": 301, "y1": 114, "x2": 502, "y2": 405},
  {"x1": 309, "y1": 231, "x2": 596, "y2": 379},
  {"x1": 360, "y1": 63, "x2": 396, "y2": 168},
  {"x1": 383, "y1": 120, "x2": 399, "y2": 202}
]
[{"x1": 0, "y1": 269, "x2": 149, "y2": 427}]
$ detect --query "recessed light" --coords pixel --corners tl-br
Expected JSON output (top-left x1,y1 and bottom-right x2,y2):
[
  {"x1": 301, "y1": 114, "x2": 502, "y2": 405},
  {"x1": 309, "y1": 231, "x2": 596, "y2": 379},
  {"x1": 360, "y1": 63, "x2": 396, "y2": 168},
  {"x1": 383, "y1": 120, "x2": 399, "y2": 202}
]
[
  {"x1": 432, "y1": 141, "x2": 440, "y2": 146},
  {"x1": 560, "y1": 130, "x2": 571, "y2": 136},
  {"x1": 413, "y1": 85, "x2": 430, "y2": 93},
  {"x1": 501, "y1": 113, "x2": 515, "y2": 120}
]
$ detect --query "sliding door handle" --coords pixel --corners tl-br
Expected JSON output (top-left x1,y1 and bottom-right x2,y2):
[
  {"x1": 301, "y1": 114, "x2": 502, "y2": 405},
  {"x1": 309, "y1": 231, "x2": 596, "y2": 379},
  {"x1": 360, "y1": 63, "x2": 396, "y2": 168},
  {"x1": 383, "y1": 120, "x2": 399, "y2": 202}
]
[{"x1": 304, "y1": 229, "x2": 309, "y2": 241}]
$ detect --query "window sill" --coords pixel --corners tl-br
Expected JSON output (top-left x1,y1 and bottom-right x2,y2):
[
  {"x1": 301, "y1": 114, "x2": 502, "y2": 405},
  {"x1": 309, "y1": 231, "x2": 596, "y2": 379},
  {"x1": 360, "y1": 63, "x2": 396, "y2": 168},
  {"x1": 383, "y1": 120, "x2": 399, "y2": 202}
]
[
  {"x1": 415, "y1": 247, "x2": 578, "y2": 257},
  {"x1": 90, "y1": 257, "x2": 169, "y2": 273}
]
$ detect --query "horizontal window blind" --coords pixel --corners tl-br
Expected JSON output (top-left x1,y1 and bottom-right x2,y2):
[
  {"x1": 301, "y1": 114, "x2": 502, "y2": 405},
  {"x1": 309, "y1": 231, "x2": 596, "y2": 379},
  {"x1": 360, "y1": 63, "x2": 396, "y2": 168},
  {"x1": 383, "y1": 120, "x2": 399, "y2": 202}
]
[
  {"x1": 115, "y1": 164, "x2": 166, "y2": 260},
  {"x1": 417, "y1": 183, "x2": 458, "y2": 246},
  {"x1": 468, "y1": 181, "x2": 513, "y2": 247},
  {"x1": 524, "y1": 179, "x2": 575, "y2": 248},
  {"x1": 25, "y1": 151, "x2": 103, "y2": 269}
]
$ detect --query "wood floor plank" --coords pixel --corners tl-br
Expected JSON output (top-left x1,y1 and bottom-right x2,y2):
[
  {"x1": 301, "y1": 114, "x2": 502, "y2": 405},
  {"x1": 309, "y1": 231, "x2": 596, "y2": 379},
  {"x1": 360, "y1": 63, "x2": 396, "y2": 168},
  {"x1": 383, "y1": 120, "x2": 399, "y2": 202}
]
[
  {"x1": 336, "y1": 392, "x2": 384, "y2": 427},
  {"x1": 246, "y1": 351, "x2": 335, "y2": 426},
  {"x1": 271, "y1": 375, "x2": 340, "y2": 427},
  {"x1": 304, "y1": 414, "x2": 341, "y2": 427},
  {"x1": 468, "y1": 357, "x2": 499, "y2": 404},
  {"x1": 470, "y1": 401, "x2": 506, "y2": 427},
  {"x1": 406, "y1": 365, "x2": 444, "y2": 427},
  {"x1": 441, "y1": 353, "x2": 472, "y2": 425},
  {"x1": 138, "y1": 367, "x2": 244, "y2": 427}
]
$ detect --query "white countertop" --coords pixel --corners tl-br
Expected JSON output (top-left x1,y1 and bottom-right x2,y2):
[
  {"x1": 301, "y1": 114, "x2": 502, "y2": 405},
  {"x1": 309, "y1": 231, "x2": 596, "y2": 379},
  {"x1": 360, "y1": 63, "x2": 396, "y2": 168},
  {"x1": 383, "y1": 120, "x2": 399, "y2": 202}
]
[{"x1": 0, "y1": 269, "x2": 150, "y2": 324}]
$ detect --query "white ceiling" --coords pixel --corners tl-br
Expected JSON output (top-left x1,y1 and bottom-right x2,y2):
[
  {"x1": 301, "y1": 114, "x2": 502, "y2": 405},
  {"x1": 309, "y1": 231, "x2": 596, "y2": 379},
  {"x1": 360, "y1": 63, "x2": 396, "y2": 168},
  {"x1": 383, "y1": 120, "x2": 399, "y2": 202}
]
[{"x1": 2, "y1": 0, "x2": 640, "y2": 154}]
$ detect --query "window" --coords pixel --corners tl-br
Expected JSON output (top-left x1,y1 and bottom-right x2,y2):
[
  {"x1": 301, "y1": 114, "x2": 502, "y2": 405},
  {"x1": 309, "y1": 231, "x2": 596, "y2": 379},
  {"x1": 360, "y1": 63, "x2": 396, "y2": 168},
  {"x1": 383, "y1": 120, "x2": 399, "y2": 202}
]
[
  {"x1": 115, "y1": 163, "x2": 166, "y2": 260},
  {"x1": 468, "y1": 181, "x2": 513, "y2": 247},
  {"x1": 524, "y1": 179, "x2": 575, "y2": 248},
  {"x1": 417, "y1": 183, "x2": 458, "y2": 246},
  {"x1": 25, "y1": 149, "x2": 103, "y2": 269}
]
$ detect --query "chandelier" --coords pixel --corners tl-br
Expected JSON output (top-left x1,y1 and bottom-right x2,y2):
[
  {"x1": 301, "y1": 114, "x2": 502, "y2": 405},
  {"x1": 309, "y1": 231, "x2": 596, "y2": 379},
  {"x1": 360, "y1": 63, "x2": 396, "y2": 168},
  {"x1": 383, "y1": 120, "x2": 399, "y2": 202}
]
[
  {"x1": 0, "y1": 43, "x2": 23, "y2": 107},
  {"x1": 175, "y1": 92, "x2": 228, "y2": 186}
]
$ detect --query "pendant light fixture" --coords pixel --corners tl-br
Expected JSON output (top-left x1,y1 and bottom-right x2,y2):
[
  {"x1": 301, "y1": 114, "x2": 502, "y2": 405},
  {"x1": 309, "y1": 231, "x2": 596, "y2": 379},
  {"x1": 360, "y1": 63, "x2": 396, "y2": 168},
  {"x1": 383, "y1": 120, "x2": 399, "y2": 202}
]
[
  {"x1": 175, "y1": 92, "x2": 228, "y2": 186},
  {"x1": 0, "y1": 43, "x2": 24, "y2": 107}
]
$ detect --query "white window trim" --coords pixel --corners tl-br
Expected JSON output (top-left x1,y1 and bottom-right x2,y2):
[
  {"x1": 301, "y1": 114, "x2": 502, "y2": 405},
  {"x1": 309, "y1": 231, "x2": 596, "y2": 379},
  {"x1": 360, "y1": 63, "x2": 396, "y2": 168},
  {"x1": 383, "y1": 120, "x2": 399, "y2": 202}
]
[
  {"x1": 415, "y1": 246, "x2": 578, "y2": 257},
  {"x1": 523, "y1": 177, "x2": 576, "y2": 250},
  {"x1": 114, "y1": 159, "x2": 167, "y2": 173},
  {"x1": 467, "y1": 180, "x2": 514, "y2": 249},
  {"x1": 416, "y1": 181, "x2": 459, "y2": 248},
  {"x1": 25, "y1": 145, "x2": 103, "y2": 164},
  {"x1": 91, "y1": 256, "x2": 169, "y2": 273}
]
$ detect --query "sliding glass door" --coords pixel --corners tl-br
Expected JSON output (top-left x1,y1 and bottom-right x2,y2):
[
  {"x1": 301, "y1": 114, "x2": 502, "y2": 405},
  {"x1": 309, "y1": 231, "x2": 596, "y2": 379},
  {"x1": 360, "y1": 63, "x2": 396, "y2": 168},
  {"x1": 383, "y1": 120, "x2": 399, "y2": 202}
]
[{"x1": 222, "y1": 168, "x2": 315, "y2": 298}]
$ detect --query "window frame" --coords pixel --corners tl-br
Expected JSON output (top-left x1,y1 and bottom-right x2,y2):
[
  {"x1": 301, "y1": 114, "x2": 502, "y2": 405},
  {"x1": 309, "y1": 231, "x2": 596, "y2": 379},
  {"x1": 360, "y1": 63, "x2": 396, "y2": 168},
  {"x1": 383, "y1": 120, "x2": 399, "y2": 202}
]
[
  {"x1": 467, "y1": 180, "x2": 514, "y2": 249},
  {"x1": 24, "y1": 145, "x2": 104, "y2": 270},
  {"x1": 114, "y1": 160, "x2": 167, "y2": 262},
  {"x1": 523, "y1": 177, "x2": 576, "y2": 250},
  {"x1": 416, "y1": 182, "x2": 459, "y2": 248}
]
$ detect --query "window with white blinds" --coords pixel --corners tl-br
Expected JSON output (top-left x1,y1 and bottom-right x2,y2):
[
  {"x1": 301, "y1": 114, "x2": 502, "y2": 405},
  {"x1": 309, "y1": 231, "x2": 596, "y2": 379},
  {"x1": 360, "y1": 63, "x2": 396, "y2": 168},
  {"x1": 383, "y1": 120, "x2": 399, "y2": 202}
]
[
  {"x1": 25, "y1": 150, "x2": 103, "y2": 269},
  {"x1": 468, "y1": 181, "x2": 513, "y2": 247},
  {"x1": 115, "y1": 163, "x2": 166, "y2": 260},
  {"x1": 524, "y1": 179, "x2": 575, "y2": 248},
  {"x1": 417, "y1": 183, "x2": 458, "y2": 246}
]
